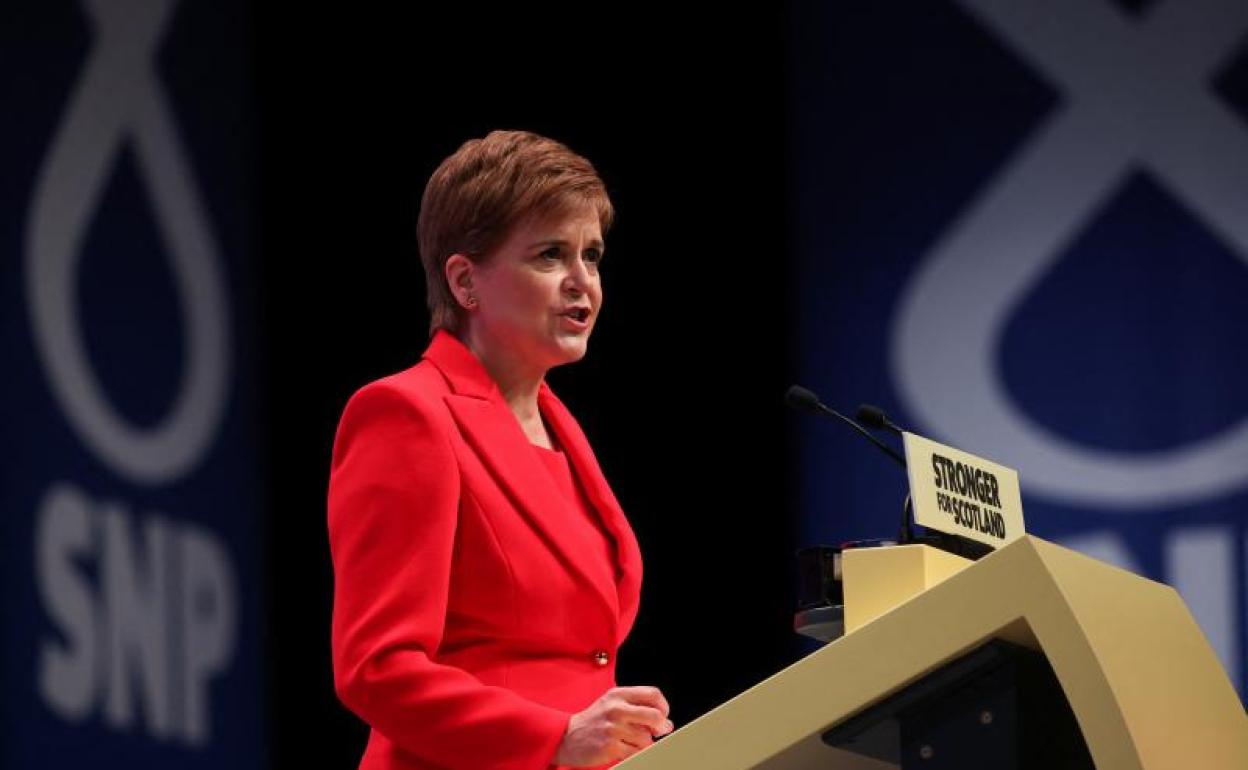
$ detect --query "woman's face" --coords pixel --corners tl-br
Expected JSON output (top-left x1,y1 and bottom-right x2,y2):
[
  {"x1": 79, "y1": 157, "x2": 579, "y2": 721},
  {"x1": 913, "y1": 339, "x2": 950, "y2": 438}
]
[{"x1": 468, "y1": 206, "x2": 604, "y2": 373}]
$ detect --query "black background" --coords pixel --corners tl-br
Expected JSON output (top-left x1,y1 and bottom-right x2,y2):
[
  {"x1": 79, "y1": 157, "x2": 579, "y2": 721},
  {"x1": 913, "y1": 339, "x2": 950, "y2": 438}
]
[{"x1": 256, "y1": 6, "x2": 805, "y2": 766}]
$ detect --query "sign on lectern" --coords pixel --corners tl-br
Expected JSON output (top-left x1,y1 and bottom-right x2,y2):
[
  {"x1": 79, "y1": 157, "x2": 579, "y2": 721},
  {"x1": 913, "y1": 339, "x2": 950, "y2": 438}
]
[{"x1": 903, "y1": 432, "x2": 1026, "y2": 550}]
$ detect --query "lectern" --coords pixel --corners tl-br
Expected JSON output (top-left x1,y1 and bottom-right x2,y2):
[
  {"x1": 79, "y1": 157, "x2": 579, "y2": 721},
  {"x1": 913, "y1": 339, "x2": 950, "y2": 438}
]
[{"x1": 617, "y1": 536, "x2": 1248, "y2": 769}]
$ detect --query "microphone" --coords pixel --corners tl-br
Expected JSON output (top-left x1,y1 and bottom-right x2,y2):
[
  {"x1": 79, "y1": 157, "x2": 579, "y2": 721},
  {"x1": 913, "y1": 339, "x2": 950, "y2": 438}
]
[
  {"x1": 785, "y1": 386, "x2": 906, "y2": 468},
  {"x1": 855, "y1": 403, "x2": 904, "y2": 436},
  {"x1": 790, "y1": 387, "x2": 991, "y2": 558}
]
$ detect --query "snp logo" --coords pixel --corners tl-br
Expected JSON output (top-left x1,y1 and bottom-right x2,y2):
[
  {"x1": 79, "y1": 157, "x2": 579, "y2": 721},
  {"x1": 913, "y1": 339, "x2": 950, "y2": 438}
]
[
  {"x1": 25, "y1": 0, "x2": 238, "y2": 746},
  {"x1": 891, "y1": 0, "x2": 1248, "y2": 684}
]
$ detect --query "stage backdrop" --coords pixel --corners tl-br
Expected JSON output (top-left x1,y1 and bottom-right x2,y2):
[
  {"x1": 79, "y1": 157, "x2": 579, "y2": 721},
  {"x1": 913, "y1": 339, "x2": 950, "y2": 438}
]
[
  {"x1": 792, "y1": 0, "x2": 1248, "y2": 695},
  {"x1": 1, "y1": 0, "x2": 264, "y2": 767}
]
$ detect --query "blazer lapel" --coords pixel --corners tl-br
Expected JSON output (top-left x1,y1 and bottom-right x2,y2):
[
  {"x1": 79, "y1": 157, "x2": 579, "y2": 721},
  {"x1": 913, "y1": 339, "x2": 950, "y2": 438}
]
[
  {"x1": 539, "y1": 385, "x2": 644, "y2": 643},
  {"x1": 424, "y1": 332, "x2": 620, "y2": 626}
]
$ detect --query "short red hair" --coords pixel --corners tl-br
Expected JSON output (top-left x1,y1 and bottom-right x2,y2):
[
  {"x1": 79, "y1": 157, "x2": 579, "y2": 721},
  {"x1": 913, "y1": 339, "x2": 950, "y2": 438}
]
[{"x1": 417, "y1": 130, "x2": 614, "y2": 334}]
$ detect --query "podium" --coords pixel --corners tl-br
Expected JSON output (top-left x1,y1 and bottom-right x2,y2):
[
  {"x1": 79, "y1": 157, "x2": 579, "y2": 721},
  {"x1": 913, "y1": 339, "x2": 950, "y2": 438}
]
[{"x1": 618, "y1": 536, "x2": 1248, "y2": 769}]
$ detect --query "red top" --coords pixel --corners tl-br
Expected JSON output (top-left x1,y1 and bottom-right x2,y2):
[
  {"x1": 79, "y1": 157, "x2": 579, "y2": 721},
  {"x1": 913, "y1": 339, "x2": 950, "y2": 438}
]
[
  {"x1": 328, "y1": 331, "x2": 643, "y2": 770},
  {"x1": 534, "y1": 444, "x2": 617, "y2": 581}
]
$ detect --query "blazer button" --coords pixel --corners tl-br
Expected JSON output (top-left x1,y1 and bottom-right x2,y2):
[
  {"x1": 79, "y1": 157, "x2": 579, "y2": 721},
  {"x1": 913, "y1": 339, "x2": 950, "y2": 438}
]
[{"x1": 591, "y1": 649, "x2": 611, "y2": 667}]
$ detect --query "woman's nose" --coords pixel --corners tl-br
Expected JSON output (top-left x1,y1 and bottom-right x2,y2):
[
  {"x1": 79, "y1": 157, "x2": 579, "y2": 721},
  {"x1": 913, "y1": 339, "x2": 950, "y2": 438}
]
[{"x1": 563, "y1": 257, "x2": 592, "y2": 293}]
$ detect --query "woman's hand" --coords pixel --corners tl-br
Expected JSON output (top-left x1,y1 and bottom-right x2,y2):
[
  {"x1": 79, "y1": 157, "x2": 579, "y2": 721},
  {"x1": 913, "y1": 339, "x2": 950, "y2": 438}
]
[{"x1": 553, "y1": 686, "x2": 674, "y2": 767}]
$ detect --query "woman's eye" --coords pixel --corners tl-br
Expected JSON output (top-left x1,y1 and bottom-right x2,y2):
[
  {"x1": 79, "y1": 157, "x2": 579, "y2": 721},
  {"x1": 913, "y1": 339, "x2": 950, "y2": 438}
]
[
  {"x1": 584, "y1": 249, "x2": 603, "y2": 264},
  {"x1": 539, "y1": 247, "x2": 561, "y2": 261}
]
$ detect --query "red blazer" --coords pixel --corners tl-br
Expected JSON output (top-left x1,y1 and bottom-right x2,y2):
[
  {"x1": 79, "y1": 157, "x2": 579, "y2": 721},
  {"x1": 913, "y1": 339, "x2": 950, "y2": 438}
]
[{"x1": 328, "y1": 330, "x2": 644, "y2": 770}]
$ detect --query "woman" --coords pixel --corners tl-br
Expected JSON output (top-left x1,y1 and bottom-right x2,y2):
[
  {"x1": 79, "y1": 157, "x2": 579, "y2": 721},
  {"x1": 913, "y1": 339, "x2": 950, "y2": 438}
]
[{"x1": 328, "y1": 130, "x2": 672, "y2": 770}]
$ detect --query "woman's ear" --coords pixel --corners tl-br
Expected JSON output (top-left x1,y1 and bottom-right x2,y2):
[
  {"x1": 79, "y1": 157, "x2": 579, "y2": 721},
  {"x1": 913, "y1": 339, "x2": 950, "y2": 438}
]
[{"x1": 444, "y1": 254, "x2": 477, "y2": 309}]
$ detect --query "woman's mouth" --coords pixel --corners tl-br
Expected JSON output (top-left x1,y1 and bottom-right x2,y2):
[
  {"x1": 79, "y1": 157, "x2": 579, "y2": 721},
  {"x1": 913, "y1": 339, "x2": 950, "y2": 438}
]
[{"x1": 559, "y1": 307, "x2": 592, "y2": 330}]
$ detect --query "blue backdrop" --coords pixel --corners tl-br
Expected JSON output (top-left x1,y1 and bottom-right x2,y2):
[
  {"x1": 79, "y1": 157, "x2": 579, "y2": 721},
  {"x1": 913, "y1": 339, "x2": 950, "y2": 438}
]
[
  {"x1": 1, "y1": 0, "x2": 264, "y2": 766},
  {"x1": 793, "y1": 0, "x2": 1248, "y2": 695}
]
